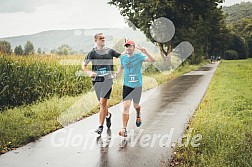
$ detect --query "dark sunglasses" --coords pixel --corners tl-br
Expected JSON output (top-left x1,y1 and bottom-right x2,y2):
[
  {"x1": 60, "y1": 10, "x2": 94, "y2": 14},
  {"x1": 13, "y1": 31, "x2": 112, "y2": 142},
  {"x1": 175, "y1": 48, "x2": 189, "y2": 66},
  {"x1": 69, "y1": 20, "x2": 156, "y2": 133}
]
[{"x1": 125, "y1": 44, "x2": 134, "y2": 48}]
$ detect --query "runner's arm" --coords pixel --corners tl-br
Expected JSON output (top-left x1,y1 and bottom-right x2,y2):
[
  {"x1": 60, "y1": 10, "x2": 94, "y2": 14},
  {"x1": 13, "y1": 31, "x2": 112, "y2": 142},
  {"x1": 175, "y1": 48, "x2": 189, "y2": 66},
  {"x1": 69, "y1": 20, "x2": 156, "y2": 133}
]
[
  {"x1": 136, "y1": 46, "x2": 155, "y2": 62},
  {"x1": 114, "y1": 65, "x2": 124, "y2": 79},
  {"x1": 143, "y1": 51, "x2": 156, "y2": 62},
  {"x1": 82, "y1": 61, "x2": 97, "y2": 78}
]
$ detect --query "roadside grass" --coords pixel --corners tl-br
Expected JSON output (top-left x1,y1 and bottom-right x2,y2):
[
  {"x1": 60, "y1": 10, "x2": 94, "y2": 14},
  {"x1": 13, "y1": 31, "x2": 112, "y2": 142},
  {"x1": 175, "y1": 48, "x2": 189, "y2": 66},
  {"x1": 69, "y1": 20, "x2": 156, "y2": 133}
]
[
  {"x1": 0, "y1": 58, "x2": 207, "y2": 154},
  {"x1": 170, "y1": 59, "x2": 252, "y2": 167}
]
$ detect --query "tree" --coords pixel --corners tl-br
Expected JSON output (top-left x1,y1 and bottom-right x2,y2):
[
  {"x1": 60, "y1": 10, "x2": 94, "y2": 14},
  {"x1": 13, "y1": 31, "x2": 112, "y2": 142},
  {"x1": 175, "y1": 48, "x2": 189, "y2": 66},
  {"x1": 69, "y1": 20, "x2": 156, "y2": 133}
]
[
  {"x1": 229, "y1": 17, "x2": 252, "y2": 58},
  {"x1": 50, "y1": 49, "x2": 57, "y2": 54},
  {"x1": 0, "y1": 40, "x2": 12, "y2": 55},
  {"x1": 228, "y1": 34, "x2": 248, "y2": 59},
  {"x1": 224, "y1": 50, "x2": 238, "y2": 60},
  {"x1": 247, "y1": 37, "x2": 252, "y2": 58},
  {"x1": 222, "y1": 2, "x2": 252, "y2": 25},
  {"x1": 37, "y1": 48, "x2": 42, "y2": 54},
  {"x1": 14, "y1": 45, "x2": 23, "y2": 55},
  {"x1": 57, "y1": 44, "x2": 74, "y2": 55},
  {"x1": 108, "y1": 0, "x2": 225, "y2": 63},
  {"x1": 24, "y1": 41, "x2": 34, "y2": 55},
  {"x1": 109, "y1": 0, "x2": 176, "y2": 58}
]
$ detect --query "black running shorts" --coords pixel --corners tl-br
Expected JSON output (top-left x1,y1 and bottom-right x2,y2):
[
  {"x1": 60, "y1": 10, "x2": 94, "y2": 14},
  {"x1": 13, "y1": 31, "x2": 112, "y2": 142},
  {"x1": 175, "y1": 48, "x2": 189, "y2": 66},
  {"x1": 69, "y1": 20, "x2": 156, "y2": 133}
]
[
  {"x1": 92, "y1": 79, "x2": 113, "y2": 101},
  {"x1": 123, "y1": 85, "x2": 142, "y2": 104}
]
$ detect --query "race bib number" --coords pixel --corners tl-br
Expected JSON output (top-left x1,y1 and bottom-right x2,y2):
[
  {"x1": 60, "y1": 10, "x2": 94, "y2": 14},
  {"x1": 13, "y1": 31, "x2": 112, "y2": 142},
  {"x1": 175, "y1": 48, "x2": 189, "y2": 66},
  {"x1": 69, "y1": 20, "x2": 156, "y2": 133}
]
[
  {"x1": 97, "y1": 67, "x2": 109, "y2": 76},
  {"x1": 128, "y1": 74, "x2": 139, "y2": 83}
]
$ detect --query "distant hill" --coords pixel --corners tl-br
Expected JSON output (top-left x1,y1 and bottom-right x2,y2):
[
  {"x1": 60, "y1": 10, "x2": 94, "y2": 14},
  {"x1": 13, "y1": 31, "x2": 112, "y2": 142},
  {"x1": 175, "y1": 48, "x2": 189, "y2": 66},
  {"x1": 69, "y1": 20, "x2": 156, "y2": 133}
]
[
  {"x1": 0, "y1": 28, "x2": 158, "y2": 54},
  {"x1": 222, "y1": 2, "x2": 252, "y2": 24}
]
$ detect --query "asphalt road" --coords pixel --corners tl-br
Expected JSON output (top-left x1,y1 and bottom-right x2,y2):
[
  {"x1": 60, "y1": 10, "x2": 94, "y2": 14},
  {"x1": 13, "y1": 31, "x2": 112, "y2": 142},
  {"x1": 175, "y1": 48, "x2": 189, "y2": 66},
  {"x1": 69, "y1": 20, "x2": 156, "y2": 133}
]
[{"x1": 0, "y1": 62, "x2": 219, "y2": 167}]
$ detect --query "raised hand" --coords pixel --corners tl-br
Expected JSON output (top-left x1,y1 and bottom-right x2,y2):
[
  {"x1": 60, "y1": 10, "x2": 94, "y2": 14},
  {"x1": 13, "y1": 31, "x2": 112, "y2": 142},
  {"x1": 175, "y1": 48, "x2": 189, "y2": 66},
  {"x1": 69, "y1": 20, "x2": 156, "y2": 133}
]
[{"x1": 136, "y1": 45, "x2": 147, "y2": 54}]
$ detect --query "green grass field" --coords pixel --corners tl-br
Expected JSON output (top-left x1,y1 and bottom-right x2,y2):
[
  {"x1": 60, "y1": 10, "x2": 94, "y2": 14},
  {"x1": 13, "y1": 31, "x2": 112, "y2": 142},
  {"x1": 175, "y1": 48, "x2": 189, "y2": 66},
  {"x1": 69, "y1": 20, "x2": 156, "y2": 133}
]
[{"x1": 170, "y1": 59, "x2": 252, "y2": 167}]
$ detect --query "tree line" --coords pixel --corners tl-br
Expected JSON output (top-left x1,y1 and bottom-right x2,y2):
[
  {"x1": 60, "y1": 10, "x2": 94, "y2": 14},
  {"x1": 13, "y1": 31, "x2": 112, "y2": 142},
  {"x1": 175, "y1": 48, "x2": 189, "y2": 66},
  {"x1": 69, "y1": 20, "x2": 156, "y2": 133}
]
[
  {"x1": 222, "y1": 2, "x2": 252, "y2": 60},
  {"x1": 0, "y1": 40, "x2": 35, "y2": 55},
  {"x1": 0, "y1": 40, "x2": 77, "y2": 56}
]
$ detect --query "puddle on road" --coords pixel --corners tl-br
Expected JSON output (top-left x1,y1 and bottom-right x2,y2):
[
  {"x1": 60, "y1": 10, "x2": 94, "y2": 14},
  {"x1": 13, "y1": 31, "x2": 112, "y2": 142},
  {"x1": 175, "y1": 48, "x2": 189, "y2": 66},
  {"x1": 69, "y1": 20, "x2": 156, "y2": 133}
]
[{"x1": 195, "y1": 67, "x2": 212, "y2": 71}]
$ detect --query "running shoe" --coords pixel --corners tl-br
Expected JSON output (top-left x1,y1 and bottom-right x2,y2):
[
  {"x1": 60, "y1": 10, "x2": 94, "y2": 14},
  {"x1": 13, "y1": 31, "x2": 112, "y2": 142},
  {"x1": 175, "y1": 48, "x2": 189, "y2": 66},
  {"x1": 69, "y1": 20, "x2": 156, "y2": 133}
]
[
  {"x1": 118, "y1": 128, "x2": 127, "y2": 137},
  {"x1": 95, "y1": 126, "x2": 103, "y2": 135},
  {"x1": 106, "y1": 112, "x2": 112, "y2": 128},
  {"x1": 136, "y1": 117, "x2": 142, "y2": 127}
]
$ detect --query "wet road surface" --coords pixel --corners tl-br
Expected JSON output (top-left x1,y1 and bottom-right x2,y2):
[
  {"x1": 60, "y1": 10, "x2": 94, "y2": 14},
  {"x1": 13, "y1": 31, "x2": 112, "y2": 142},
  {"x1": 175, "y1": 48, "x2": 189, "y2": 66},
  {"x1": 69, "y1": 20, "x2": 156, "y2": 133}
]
[{"x1": 0, "y1": 63, "x2": 219, "y2": 167}]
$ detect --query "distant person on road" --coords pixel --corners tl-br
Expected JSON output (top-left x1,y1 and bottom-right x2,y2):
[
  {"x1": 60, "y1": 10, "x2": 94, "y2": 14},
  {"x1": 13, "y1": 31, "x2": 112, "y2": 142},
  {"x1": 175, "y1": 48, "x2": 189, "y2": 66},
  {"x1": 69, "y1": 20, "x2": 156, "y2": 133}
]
[
  {"x1": 82, "y1": 33, "x2": 121, "y2": 135},
  {"x1": 115, "y1": 40, "x2": 156, "y2": 137},
  {"x1": 210, "y1": 56, "x2": 213, "y2": 63}
]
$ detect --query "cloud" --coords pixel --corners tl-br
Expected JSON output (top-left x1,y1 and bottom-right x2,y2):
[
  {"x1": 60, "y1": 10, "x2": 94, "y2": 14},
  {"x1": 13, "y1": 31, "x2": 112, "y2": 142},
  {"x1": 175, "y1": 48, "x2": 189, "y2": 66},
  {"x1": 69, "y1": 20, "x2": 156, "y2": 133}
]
[
  {"x1": 222, "y1": 0, "x2": 252, "y2": 6},
  {"x1": 0, "y1": 0, "x2": 63, "y2": 13},
  {"x1": 0, "y1": 0, "x2": 126, "y2": 37}
]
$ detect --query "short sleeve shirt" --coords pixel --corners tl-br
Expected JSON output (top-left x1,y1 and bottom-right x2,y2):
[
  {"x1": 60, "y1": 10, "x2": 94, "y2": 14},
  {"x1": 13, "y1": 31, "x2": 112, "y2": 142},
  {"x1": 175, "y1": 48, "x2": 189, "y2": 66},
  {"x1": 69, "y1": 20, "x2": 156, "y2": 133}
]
[
  {"x1": 84, "y1": 47, "x2": 120, "y2": 81},
  {"x1": 120, "y1": 52, "x2": 146, "y2": 88}
]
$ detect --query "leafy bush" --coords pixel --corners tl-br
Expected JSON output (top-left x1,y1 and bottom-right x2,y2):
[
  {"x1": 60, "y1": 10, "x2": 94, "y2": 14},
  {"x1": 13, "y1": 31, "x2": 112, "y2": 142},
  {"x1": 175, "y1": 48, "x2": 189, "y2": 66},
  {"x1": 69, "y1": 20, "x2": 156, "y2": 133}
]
[{"x1": 224, "y1": 50, "x2": 238, "y2": 60}]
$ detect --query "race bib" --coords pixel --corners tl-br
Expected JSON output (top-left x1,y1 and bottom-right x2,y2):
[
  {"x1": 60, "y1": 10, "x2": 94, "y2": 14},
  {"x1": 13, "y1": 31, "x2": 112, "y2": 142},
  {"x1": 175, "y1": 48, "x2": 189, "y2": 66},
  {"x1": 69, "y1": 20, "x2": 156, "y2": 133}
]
[
  {"x1": 97, "y1": 67, "x2": 109, "y2": 76},
  {"x1": 128, "y1": 74, "x2": 139, "y2": 83}
]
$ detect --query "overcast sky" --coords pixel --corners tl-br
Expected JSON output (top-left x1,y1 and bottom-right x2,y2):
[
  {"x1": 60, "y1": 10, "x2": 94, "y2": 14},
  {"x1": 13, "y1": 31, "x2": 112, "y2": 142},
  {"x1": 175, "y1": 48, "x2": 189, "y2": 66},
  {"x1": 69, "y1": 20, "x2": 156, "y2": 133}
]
[{"x1": 0, "y1": 0, "x2": 251, "y2": 38}]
